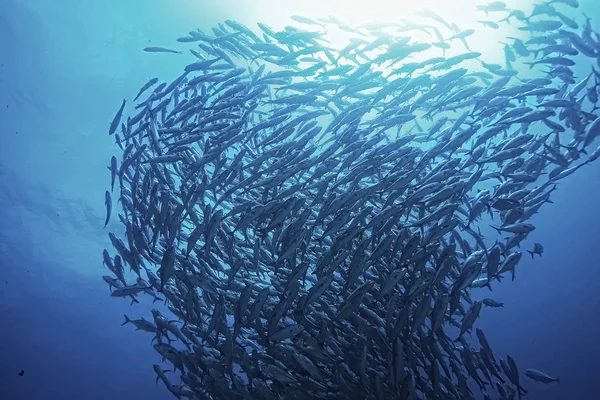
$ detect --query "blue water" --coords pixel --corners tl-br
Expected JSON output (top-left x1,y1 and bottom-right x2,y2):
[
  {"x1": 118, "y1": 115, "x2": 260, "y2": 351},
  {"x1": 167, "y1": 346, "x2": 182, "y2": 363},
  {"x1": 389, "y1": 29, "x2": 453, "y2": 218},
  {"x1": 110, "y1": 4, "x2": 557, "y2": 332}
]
[{"x1": 1, "y1": 0, "x2": 599, "y2": 399}]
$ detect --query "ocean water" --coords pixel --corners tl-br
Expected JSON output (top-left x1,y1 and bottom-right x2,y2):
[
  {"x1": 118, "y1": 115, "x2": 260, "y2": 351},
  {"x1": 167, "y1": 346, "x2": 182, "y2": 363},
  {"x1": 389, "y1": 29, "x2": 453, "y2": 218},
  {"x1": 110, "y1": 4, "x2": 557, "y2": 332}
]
[{"x1": 0, "y1": 0, "x2": 599, "y2": 399}]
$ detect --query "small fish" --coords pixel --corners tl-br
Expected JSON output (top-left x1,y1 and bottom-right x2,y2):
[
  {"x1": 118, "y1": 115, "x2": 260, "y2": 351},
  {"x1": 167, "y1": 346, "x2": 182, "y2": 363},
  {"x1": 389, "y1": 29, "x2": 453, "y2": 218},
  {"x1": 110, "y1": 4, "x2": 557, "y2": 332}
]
[
  {"x1": 490, "y1": 223, "x2": 535, "y2": 234},
  {"x1": 527, "y1": 242, "x2": 544, "y2": 259},
  {"x1": 482, "y1": 298, "x2": 504, "y2": 307},
  {"x1": 122, "y1": 315, "x2": 158, "y2": 333},
  {"x1": 109, "y1": 156, "x2": 117, "y2": 192},
  {"x1": 476, "y1": 1, "x2": 507, "y2": 14},
  {"x1": 478, "y1": 20, "x2": 499, "y2": 29},
  {"x1": 549, "y1": 0, "x2": 578, "y2": 7},
  {"x1": 525, "y1": 368, "x2": 560, "y2": 384},
  {"x1": 111, "y1": 285, "x2": 146, "y2": 297},
  {"x1": 268, "y1": 324, "x2": 305, "y2": 342},
  {"x1": 499, "y1": 10, "x2": 527, "y2": 24},
  {"x1": 490, "y1": 198, "x2": 520, "y2": 211},
  {"x1": 109, "y1": 99, "x2": 126, "y2": 135},
  {"x1": 143, "y1": 47, "x2": 182, "y2": 54},
  {"x1": 134, "y1": 77, "x2": 159, "y2": 101},
  {"x1": 104, "y1": 190, "x2": 112, "y2": 228}
]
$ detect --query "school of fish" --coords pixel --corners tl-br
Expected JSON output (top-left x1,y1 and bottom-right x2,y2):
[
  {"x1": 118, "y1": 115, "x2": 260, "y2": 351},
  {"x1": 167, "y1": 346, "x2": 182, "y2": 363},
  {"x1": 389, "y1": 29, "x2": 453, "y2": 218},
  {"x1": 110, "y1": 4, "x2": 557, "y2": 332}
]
[{"x1": 102, "y1": 1, "x2": 595, "y2": 399}]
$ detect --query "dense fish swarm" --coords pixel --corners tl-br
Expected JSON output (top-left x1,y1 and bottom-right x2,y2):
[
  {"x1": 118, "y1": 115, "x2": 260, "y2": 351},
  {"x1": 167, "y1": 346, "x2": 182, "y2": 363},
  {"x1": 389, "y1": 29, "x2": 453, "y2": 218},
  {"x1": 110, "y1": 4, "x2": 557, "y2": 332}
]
[{"x1": 102, "y1": 1, "x2": 598, "y2": 399}]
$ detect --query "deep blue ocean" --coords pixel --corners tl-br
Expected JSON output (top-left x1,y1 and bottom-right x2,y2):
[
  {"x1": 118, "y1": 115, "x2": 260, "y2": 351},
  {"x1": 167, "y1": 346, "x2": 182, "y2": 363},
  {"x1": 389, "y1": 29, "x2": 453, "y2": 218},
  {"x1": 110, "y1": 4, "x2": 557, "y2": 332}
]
[{"x1": 1, "y1": 1, "x2": 599, "y2": 399}]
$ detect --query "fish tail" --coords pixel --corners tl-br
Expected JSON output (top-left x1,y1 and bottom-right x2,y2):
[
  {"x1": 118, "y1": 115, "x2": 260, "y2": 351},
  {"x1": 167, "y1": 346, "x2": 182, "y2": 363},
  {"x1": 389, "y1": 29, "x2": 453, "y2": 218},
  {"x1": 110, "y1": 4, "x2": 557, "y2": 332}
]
[
  {"x1": 520, "y1": 385, "x2": 528, "y2": 394},
  {"x1": 489, "y1": 225, "x2": 502, "y2": 235},
  {"x1": 527, "y1": 250, "x2": 534, "y2": 259},
  {"x1": 485, "y1": 203, "x2": 492, "y2": 215},
  {"x1": 122, "y1": 315, "x2": 131, "y2": 326}
]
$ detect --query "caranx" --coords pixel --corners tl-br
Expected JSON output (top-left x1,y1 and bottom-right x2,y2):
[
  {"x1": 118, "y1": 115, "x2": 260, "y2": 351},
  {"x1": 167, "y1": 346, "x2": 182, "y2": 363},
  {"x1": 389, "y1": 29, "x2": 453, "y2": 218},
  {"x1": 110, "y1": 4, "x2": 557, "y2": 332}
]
[{"x1": 99, "y1": 4, "x2": 600, "y2": 400}]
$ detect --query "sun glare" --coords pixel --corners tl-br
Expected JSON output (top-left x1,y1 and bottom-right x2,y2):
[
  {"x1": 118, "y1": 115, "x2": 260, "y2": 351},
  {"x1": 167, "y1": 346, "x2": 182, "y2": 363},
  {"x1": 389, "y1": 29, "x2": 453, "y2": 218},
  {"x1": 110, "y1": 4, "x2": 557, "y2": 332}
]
[{"x1": 180, "y1": 0, "x2": 537, "y2": 68}]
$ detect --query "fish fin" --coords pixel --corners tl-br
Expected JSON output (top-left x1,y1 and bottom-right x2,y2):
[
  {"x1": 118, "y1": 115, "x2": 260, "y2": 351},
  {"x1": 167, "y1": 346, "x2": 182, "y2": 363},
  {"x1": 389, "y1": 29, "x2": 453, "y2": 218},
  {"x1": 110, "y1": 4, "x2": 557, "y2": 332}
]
[{"x1": 489, "y1": 225, "x2": 502, "y2": 235}]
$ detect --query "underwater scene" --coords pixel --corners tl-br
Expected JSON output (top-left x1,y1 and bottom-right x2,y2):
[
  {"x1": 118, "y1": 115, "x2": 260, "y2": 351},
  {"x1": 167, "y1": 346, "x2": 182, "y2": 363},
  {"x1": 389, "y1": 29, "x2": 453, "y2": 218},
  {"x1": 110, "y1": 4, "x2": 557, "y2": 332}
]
[{"x1": 1, "y1": 0, "x2": 599, "y2": 399}]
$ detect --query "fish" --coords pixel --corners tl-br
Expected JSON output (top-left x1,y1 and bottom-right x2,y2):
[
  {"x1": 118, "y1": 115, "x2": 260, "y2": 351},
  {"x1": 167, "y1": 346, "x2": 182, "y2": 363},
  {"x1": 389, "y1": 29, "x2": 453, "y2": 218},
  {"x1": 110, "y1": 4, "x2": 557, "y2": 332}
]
[
  {"x1": 109, "y1": 156, "x2": 117, "y2": 192},
  {"x1": 482, "y1": 298, "x2": 504, "y2": 307},
  {"x1": 550, "y1": 0, "x2": 579, "y2": 7},
  {"x1": 476, "y1": 1, "x2": 508, "y2": 14},
  {"x1": 111, "y1": 284, "x2": 146, "y2": 298},
  {"x1": 527, "y1": 242, "x2": 544, "y2": 258},
  {"x1": 153, "y1": 364, "x2": 173, "y2": 389},
  {"x1": 478, "y1": 20, "x2": 499, "y2": 29},
  {"x1": 525, "y1": 368, "x2": 560, "y2": 384},
  {"x1": 143, "y1": 47, "x2": 183, "y2": 54},
  {"x1": 103, "y1": 190, "x2": 111, "y2": 228},
  {"x1": 134, "y1": 77, "x2": 159, "y2": 101},
  {"x1": 499, "y1": 10, "x2": 527, "y2": 24},
  {"x1": 490, "y1": 223, "x2": 535, "y2": 234},
  {"x1": 122, "y1": 315, "x2": 158, "y2": 333},
  {"x1": 268, "y1": 323, "x2": 304, "y2": 342},
  {"x1": 109, "y1": 99, "x2": 126, "y2": 136},
  {"x1": 99, "y1": 5, "x2": 600, "y2": 399},
  {"x1": 489, "y1": 197, "x2": 520, "y2": 211}
]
